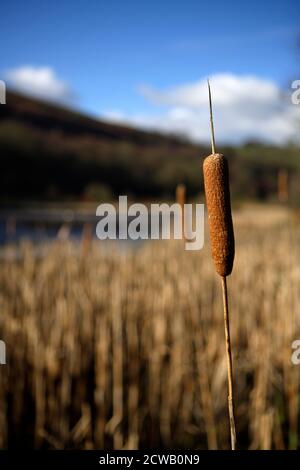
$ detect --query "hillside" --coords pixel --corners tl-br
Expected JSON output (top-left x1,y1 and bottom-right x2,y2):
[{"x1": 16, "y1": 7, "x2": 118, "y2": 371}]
[
  {"x1": 1, "y1": 91, "x2": 191, "y2": 146},
  {"x1": 0, "y1": 91, "x2": 206, "y2": 204},
  {"x1": 0, "y1": 91, "x2": 299, "y2": 204}
]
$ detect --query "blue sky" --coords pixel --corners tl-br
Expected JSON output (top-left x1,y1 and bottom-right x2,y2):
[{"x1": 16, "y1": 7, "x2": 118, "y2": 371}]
[{"x1": 0, "y1": 0, "x2": 299, "y2": 143}]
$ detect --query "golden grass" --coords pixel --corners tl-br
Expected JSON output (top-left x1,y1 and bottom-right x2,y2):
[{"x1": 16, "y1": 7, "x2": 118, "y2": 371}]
[{"x1": 0, "y1": 208, "x2": 299, "y2": 449}]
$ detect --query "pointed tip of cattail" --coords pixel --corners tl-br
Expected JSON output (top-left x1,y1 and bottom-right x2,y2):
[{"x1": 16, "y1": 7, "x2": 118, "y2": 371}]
[
  {"x1": 203, "y1": 153, "x2": 235, "y2": 277},
  {"x1": 207, "y1": 80, "x2": 216, "y2": 155}
]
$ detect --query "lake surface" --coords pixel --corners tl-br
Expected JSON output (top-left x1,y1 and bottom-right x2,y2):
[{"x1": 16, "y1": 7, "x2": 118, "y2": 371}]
[{"x1": 0, "y1": 208, "x2": 169, "y2": 248}]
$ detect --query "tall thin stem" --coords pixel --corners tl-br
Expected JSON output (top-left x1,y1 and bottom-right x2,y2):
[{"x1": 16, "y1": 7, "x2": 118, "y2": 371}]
[
  {"x1": 208, "y1": 79, "x2": 216, "y2": 154},
  {"x1": 221, "y1": 276, "x2": 237, "y2": 450}
]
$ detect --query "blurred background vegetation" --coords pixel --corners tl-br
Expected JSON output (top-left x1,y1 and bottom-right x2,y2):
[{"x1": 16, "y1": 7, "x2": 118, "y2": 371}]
[{"x1": 1, "y1": 90, "x2": 299, "y2": 206}]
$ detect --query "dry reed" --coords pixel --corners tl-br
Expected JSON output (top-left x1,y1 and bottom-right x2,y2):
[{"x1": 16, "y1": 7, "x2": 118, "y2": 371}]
[
  {"x1": 202, "y1": 80, "x2": 236, "y2": 449},
  {"x1": 176, "y1": 183, "x2": 186, "y2": 240},
  {"x1": 0, "y1": 210, "x2": 299, "y2": 449}
]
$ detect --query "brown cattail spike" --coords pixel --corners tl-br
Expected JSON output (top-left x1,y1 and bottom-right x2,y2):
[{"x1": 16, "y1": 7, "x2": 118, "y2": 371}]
[
  {"x1": 203, "y1": 154, "x2": 235, "y2": 277},
  {"x1": 204, "y1": 82, "x2": 237, "y2": 450},
  {"x1": 176, "y1": 183, "x2": 186, "y2": 238},
  {"x1": 278, "y1": 168, "x2": 288, "y2": 203}
]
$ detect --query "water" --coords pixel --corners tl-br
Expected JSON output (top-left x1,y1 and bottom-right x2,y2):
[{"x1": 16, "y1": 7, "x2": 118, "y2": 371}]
[
  {"x1": 0, "y1": 208, "x2": 170, "y2": 245},
  {"x1": 0, "y1": 209, "x2": 162, "y2": 256}
]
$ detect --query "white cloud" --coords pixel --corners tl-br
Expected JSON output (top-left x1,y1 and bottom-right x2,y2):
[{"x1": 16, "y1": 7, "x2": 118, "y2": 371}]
[
  {"x1": 102, "y1": 74, "x2": 300, "y2": 145},
  {"x1": 5, "y1": 66, "x2": 74, "y2": 103}
]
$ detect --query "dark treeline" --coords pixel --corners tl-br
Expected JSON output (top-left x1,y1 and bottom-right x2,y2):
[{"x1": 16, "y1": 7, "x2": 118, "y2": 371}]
[{"x1": 0, "y1": 91, "x2": 300, "y2": 204}]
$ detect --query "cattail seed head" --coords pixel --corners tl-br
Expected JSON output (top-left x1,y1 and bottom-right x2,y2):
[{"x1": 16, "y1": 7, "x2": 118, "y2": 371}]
[
  {"x1": 176, "y1": 183, "x2": 186, "y2": 240},
  {"x1": 176, "y1": 183, "x2": 186, "y2": 208},
  {"x1": 203, "y1": 153, "x2": 235, "y2": 277}
]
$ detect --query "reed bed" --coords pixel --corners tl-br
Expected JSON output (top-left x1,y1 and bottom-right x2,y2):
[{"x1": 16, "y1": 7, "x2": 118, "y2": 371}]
[{"x1": 0, "y1": 209, "x2": 300, "y2": 449}]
